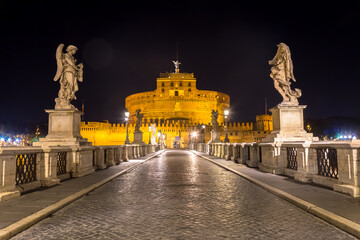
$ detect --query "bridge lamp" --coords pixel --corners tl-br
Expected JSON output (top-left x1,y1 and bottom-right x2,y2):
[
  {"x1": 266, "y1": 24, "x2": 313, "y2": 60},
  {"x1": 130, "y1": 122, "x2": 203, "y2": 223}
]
[
  {"x1": 148, "y1": 126, "x2": 152, "y2": 145},
  {"x1": 224, "y1": 110, "x2": 230, "y2": 143},
  {"x1": 202, "y1": 125, "x2": 206, "y2": 143},
  {"x1": 125, "y1": 111, "x2": 130, "y2": 144}
]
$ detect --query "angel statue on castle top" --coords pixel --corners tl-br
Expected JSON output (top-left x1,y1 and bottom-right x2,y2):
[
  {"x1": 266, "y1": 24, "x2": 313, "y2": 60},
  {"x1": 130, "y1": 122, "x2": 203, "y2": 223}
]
[{"x1": 54, "y1": 44, "x2": 83, "y2": 110}]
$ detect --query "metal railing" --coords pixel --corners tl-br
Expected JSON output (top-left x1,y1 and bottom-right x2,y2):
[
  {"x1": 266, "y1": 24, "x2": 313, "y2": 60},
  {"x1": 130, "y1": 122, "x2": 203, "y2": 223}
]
[
  {"x1": 16, "y1": 153, "x2": 37, "y2": 185},
  {"x1": 316, "y1": 148, "x2": 338, "y2": 179},
  {"x1": 286, "y1": 147, "x2": 297, "y2": 170},
  {"x1": 56, "y1": 152, "x2": 67, "y2": 175}
]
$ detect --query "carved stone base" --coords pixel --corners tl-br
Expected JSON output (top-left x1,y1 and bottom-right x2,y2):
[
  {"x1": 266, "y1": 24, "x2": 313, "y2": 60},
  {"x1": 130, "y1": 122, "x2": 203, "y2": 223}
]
[
  {"x1": 33, "y1": 108, "x2": 91, "y2": 147},
  {"x1": 208, "y1": 130, "x2": 221, "y2": 143},
  {"x1": 132, "y1": 131, "x2": 145, "y2": 145},
  {"x1": 262, "y1": 104, "x2": 318, "y2": 143}
]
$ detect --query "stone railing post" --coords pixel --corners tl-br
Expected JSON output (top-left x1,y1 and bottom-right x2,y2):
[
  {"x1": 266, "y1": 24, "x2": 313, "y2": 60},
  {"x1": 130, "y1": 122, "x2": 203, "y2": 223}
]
[{"x1": 94, "y1": 147, "x2": 107, "y2": 170}]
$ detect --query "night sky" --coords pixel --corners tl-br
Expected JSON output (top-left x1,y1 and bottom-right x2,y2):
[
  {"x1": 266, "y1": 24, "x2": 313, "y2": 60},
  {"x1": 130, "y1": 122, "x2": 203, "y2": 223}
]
[{"x1": 1, "y1": 1, "x2": 360, "y2": 125}]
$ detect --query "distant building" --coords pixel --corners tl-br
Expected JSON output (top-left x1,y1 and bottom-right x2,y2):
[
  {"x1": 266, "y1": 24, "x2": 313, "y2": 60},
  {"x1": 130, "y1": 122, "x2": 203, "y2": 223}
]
[{"x1": 81, "y1": 64, "x2": 272, "y2": 147}]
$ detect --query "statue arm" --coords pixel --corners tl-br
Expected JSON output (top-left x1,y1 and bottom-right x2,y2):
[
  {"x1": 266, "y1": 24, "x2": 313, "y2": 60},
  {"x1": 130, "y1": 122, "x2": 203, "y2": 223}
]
[{"x1": 64, "y1": 54, "x2": 81, "y2": 71}]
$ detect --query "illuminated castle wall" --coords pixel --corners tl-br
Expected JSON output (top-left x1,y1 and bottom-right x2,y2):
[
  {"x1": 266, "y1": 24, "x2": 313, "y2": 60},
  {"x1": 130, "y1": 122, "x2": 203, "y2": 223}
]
[
  {"x1": 125, "y1": 72, "x2": 230, "y2": 125},
  {"x1": 81, "y1": 67, "x2": 272, "y2": 147}
]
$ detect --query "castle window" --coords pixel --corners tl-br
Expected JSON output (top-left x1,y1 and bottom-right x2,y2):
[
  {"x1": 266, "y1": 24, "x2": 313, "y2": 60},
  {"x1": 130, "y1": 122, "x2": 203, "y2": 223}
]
[
  {"x1": 180, "y1": 82, "x2": 182, "y2": 87},
  {"x1": 162, "y1": 88, "x2": 164, "y2": 93},
  {"x1": 175, "y1": 91, "x2": 179, "y2": 96},
  {"x1": 171, "y1": 82, "x2": 174, "y2": 87},
  {"x1": 161, "y1": 82, "x2": 164, "y2": 87},
  {"x1": 188, "y1": 88, "x2": 191, "y2": 92},
  {"x1": 188, "y1": 82, "x2": 191, "y2": 87}
]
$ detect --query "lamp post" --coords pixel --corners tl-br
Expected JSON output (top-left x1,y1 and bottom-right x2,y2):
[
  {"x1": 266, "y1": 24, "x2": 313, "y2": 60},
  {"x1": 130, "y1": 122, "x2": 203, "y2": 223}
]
[
  {"x1": 202, "y1": 124, "x2": 206, "y2": 143},
  {"x1": 157, "y1": 131, "x2": 161, "y2": 145},
  {"x1": 125, "y1": 111, "x2": 130, "y2": 144},
  {"x1": 148, "y1": 126, "x2": 152, "y2": 144},
  {"x1": 224, "y1": 109, "x2": 229, "y2": 143}
]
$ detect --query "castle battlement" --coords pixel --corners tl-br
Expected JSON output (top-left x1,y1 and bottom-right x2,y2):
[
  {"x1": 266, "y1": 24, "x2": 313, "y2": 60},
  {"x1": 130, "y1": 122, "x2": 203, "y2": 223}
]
[{"x1": 80, "y1": 65, "x2": 272, "y2": 147}]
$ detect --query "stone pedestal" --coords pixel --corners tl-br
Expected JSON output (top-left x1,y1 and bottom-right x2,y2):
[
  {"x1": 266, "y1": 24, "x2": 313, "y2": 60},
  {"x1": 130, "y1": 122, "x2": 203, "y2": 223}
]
[
  {"x1": 260, "y1": 103, "x2": 317, "y2": 175},
  {"x1": 208, "y1": 130, "x2": 221, "y2": 143},
  {"x1": 132, "y1": 131, "x2": 145, "y2": 145},
  {"x1": 262, "y1": 104, "x2": 317, "y2": 143},
  {"x1": 34, "y1": 109, "x2": 91, "y2": 147}
]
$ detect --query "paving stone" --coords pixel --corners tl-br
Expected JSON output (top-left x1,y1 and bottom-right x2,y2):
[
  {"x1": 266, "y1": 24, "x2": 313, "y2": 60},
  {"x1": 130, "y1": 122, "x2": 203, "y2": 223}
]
[{"x1": 12, "y1": 150, "x2": 357, "y2": 239}]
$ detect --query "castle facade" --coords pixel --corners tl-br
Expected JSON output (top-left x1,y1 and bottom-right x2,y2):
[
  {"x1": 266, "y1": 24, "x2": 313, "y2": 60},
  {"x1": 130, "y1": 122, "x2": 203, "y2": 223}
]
[{"x1": 81, "y1": 65, "x2": 272, "y2": 147}]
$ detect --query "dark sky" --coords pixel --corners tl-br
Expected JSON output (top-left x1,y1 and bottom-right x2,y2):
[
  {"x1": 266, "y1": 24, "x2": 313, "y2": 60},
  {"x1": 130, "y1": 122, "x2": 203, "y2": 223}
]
[{"x1": 1, "y1": 0, "x2": 360, "y2": 124}]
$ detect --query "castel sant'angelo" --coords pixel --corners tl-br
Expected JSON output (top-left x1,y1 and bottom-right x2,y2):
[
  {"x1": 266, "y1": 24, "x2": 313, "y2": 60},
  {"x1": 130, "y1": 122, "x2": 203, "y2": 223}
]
[{"x1": 81, "y1": 62, "x2": 272, "y2": 147}]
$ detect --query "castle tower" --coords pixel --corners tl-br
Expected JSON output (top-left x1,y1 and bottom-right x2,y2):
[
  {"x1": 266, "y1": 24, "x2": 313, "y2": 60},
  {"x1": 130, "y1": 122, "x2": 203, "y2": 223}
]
[{"x1": 125, "y1": 62, "x2": 230, "y2": 125}]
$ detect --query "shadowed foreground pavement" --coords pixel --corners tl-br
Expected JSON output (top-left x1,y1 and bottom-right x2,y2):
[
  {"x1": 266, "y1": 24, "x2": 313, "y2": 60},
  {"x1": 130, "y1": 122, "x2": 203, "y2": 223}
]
[{"x1": 11, "y1": 150, "x2": 356, "y2": 239}]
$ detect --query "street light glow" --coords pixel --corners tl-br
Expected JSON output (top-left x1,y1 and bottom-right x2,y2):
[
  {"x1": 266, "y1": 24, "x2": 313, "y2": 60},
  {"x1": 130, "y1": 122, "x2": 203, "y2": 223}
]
[
  {"x1": 125, "y1": 111, "x2": 129, "y2": 118},
  {"x1": 224, "y1": 110, "x2": 229, "y2": 116},
  {"x1": 192, "y1": 132, "x2": 197, "y2": 137}
]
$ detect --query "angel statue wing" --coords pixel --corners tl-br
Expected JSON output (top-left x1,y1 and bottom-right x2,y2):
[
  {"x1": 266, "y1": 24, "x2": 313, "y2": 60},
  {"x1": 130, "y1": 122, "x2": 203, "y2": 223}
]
[{"x1": 53, "y1": 44, "x2": 64, "y2": 81}]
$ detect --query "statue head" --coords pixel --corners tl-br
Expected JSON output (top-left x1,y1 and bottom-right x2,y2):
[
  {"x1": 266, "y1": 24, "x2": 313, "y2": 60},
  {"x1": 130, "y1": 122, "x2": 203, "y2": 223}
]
[{"x1": 66, "y1": 45, "x2": 78, "y2": 53}]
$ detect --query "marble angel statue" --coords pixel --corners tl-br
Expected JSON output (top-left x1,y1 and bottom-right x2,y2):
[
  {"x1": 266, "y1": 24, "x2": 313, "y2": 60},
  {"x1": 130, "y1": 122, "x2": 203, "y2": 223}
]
[
  {"x1": 54, "y1": 44, "x2": 83, "y2": 109},
  {"x1": 269, "y1": 43, "x2": 301, "y2": 105}
]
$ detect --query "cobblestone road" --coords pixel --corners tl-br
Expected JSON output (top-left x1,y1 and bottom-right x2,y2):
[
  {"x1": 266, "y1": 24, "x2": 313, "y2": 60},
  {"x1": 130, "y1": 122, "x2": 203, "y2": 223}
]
[{"x1": 12, "y1": 150, "x2": 356, "y2": 239}]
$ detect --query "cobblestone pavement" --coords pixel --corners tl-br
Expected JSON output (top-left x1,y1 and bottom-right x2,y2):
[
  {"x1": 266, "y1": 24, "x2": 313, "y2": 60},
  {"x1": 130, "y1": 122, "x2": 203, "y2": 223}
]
[{"x1": 12, "y1": 150, "x2": 357, "y2": 239}]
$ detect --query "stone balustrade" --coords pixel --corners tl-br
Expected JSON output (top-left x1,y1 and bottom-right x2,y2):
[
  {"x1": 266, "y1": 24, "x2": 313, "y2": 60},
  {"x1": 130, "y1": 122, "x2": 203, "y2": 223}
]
[
  {"x1": 0, "y1": 144, "x2": 159, "y2": 202},
  {"x1": 189, "y1": 140, "x2": 360, "y2": 197}
]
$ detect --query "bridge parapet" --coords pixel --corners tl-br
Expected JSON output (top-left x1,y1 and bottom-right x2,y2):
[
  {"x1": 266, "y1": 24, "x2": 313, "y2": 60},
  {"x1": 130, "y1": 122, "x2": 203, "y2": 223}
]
[
  {"x1": 0, "y1": 144, "x2": 159, "y2": 202},
  {"x1": 191, "y1": 140, "x2": 360, "y2": 197}
]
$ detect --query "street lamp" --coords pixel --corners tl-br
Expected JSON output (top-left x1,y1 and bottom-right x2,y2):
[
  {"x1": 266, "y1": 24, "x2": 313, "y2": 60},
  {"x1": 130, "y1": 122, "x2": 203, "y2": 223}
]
[
  {"x1": 125, "y1": 111, "x2": 130, "y2": 144},
  {"x1": 148, "y1": 125, "x2": 152, "y2": 145},
  {"x1": 202, "y1": 125, "x2": 206, "y2": 143},
  {"x1": 224, "y1": 109, "x2": 229, "y2": 143}
]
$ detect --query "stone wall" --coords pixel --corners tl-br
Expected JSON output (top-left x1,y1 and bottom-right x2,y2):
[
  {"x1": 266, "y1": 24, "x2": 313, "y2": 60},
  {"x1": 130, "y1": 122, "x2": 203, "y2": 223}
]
[{"x1": 80, "y1": 120, "x2": 270, "y2": 148}]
